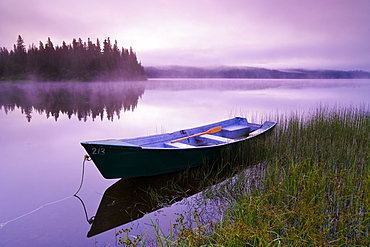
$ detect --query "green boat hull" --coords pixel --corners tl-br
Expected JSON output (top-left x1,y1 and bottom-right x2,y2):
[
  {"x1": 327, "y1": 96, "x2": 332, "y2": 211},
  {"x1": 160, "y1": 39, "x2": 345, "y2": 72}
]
[
  {"x1": 81, "y1": 144, "x2": 230, "y2": 178},
  {"x1": 81, "y1": 118, "x2": 276, "y2": 178}
]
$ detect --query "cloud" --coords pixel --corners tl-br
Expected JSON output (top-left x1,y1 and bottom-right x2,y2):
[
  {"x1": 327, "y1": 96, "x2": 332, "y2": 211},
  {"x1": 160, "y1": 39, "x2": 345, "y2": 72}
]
[{"x1": 0, "y1": 0, "x2": 369, "y2": 70}]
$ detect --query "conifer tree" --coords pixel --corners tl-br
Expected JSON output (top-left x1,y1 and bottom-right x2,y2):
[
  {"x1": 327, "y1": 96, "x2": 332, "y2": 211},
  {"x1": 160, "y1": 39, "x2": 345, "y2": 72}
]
[{"x1": 0, "y1": 35, "x2": 147, "y2": 81}]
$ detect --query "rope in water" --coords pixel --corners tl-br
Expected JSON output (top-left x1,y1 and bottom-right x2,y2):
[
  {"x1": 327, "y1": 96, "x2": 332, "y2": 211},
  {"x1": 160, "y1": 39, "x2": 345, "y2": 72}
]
[
  {"x1": 0, "y1": 195, "x2": 72, "y2": 229},
  {"x1": 74, "y1": 194, "x2": 95, "y2": 224},
  {"x1": 0, "y1": 155, "x2": 93, "y2": 229}
]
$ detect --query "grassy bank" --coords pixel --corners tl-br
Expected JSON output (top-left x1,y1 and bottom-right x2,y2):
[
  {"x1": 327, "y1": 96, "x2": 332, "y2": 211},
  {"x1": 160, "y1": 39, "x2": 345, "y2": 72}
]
[{"x1": 118, "y1": 106, "x2": 370, "y2": 246}]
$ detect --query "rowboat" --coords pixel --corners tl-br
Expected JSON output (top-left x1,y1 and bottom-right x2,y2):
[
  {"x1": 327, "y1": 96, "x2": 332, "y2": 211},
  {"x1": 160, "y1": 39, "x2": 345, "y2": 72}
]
[{"x1": 81, "y1": 117, "x2": 276, "y2": 178}]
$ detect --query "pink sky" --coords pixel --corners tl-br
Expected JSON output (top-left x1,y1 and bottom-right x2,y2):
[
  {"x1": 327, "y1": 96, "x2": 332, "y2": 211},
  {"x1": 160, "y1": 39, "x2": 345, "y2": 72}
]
[{"x1": 1, "y1": 0, "x2": 369, "y2": 70}]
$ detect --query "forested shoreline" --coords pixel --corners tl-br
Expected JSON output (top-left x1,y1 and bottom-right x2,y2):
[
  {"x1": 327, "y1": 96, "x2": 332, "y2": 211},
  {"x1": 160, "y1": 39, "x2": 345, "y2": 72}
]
[
  {"x1": 145, "y1": 66, "x2": 370, "y2": 79},
  {"x1": 0, "y1": 35, "x2": 147, "y2": 81}
]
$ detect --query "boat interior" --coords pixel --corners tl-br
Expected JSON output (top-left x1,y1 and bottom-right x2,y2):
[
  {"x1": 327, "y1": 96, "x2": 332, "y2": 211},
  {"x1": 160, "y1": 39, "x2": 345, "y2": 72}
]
[{"x1": 121, "y1": 117, "x2": 262, "y2": 149}]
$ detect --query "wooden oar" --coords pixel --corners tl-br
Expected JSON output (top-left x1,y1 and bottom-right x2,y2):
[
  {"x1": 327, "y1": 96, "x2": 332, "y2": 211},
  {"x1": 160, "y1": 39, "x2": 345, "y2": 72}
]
[{"x1": 171, "y1": 126, "x2": 222, "y2": 143}]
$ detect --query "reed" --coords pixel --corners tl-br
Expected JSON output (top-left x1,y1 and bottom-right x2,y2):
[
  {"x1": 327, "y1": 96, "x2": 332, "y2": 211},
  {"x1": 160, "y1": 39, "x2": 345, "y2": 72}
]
[
  {"x1": 207, "y1": 105, "x2": 370, "y2": 246},
  {"x1": 118, "y1": 105, "x2": 370, "y2": 246}
]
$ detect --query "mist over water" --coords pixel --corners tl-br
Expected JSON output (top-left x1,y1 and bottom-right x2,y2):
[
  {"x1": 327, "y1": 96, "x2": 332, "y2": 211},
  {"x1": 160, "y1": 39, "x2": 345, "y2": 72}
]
[
  {"x1": 0, "y1": 79, "x2": 369, "y2": 246},
  {"x1": 1, "y1": 79, "x2": 368, "y2": 122}
]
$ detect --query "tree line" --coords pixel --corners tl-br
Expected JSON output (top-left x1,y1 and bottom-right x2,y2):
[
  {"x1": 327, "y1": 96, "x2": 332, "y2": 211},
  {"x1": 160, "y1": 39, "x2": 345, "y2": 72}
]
[
  {"x1": 145, "y1": 66, "x2": 370, "y2": 79},
  {"x1": 0, "y1": 35, "x2": 147, "y2": 81}
]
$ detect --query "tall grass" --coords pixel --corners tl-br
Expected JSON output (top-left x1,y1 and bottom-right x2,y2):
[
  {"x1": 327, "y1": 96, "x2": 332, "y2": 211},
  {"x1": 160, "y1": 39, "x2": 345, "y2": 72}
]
[
  {"x1": 118, "y1": 106, "x2": 370, "y2": 246},
  {"x1": 208, "y1": 106, "x2": 370, "y2": 246}
]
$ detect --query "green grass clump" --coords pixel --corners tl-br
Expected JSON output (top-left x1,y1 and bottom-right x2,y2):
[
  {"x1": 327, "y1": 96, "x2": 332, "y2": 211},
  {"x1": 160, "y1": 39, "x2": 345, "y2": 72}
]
[
  {"x1": 208, "y1": 106, "x2": 370, "y2": 246},
  {"x1": 118, "y1": 106, "x2": 370, "y2": 246},
  {"x1": 210, "y1": 159, "x2": 370, "y2": 246}
]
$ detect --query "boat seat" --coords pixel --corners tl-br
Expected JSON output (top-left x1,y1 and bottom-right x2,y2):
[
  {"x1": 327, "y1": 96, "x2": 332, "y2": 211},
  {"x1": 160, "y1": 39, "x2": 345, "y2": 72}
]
[
  {"x1": 223, "y1": 125, "x2": 248, "y2": 131},
  {"x1": 222, "y1": 125, "x2": 250, "y2": 138},
  {"x1": 197, "y1": 134, "x2": 234, "y2": 144},
  {"x1": 164, "y1": 142, "x2": 194, "y2": 149}
]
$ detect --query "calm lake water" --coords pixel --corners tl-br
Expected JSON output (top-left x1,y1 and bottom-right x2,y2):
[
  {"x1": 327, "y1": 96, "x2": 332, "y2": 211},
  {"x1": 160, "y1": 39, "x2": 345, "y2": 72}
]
[{"x1": 0, "y1": 79, "x2": 369, "y2": 246}]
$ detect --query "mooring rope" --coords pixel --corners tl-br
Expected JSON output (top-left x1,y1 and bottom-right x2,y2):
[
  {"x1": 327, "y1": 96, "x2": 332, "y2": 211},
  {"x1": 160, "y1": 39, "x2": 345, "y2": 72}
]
[
  {"x1": 74, "y1": 194, "x2": 95, "y2": 224},
  {"x1": 0, "y1": 155, "x2": 93, "y2": 229},
  {"x1": 74, "y1": 154, "x2": 91, "y2": 196},
  {"x1": 0, "y1": 196, "x2": 72, "y2": 229},
  {"x1": 73, "y1": 154, "x2": 95, "y2": 224}
]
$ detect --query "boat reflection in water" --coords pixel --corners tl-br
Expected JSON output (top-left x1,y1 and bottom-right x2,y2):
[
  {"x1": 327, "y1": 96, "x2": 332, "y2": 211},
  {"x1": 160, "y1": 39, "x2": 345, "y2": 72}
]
[{"x1": 85, "y1": 167, "x2": 206, "y2": 237}]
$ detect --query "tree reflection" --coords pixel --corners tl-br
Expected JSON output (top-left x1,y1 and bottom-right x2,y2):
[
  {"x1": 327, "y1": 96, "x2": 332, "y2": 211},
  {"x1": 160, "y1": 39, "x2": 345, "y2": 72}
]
[{"x1": 0, "y1": 81, "x2": 146, "y2": 121}]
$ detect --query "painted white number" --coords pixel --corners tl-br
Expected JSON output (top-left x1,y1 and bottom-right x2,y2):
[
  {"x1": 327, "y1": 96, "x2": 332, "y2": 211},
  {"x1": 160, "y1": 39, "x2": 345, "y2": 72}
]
[{"x1": 92, "y1": 147, "x2": 106, "y2": 155}]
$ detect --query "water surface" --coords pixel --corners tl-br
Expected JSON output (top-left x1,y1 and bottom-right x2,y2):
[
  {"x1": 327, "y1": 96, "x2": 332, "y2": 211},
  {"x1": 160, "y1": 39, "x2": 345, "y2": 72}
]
[{"x1": 0, "y1": 79, "x2": 369, "y2": 246}]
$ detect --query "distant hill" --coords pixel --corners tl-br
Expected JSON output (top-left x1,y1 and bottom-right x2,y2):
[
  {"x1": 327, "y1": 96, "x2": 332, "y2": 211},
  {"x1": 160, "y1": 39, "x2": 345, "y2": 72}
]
[{"x1": 144, "y1": 66, "x2": 370, "y2": 79}]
